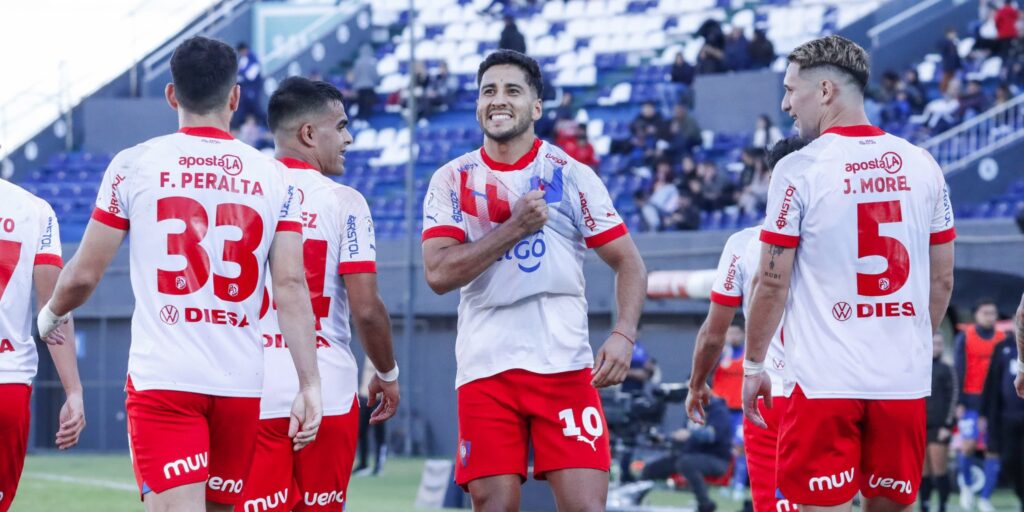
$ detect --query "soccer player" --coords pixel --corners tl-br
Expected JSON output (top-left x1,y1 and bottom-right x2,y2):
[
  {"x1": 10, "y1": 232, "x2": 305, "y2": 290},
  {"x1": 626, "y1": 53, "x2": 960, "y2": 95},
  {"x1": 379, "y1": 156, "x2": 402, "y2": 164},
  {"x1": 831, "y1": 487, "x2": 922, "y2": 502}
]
[
  {"x1": 686, "y1": 136, "x2": 809, "y2": 512},
  {"x1": 421, "y1": 49, "x2": 647, "y2": 511},
  {"x1": 953, "y1": 299, "x2": 1005, "y2": 512},
  {"x1": 240, "y1": 76, "x2": 400, "y2": 512},
  {"x1": 0, "y1": 180, "x2": 86, "y2": 512},
  {"x1": 741, "y1": 35, "x2": 956, "y2": 512},
  {"x1": 36, "y1": 36, "x2": 322, "y2": 512}
]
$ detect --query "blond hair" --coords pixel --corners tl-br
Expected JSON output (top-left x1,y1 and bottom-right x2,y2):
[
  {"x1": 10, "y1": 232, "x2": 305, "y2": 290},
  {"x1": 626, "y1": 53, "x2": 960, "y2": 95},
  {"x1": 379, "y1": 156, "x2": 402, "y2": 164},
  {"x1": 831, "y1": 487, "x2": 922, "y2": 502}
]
[{"x1": 788, "y1": 36, "x2": 870, "y2": 92}]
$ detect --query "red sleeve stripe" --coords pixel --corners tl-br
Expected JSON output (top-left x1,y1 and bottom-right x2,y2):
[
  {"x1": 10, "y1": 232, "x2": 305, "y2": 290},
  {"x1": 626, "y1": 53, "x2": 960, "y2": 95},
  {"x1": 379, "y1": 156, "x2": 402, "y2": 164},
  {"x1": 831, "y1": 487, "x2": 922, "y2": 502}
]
[
  {"x1": 91, "y1": 207, "x2": 129, "y2": 230},
  {"x1": 422, "y1": 226, "x2": 467, "y2": 243},
  {"x1": 930, "y1": 227, "x2": 956, "y2": 245},
  {"x1": 276, "y1": 220, "x2": 303, "y2": 233},
  {"x1": 584, "y1": 223, "x2": 628, "y2": 249},
  {"x1": 34, "y1": 254, "x2": 64, "y2": 268},
  {"x1": 759, "y1": 230, "x2": 800, "y2": 248},
  {"x1": 710, "y1": 291, "x2": 742, "y2": 307},
  {"x1": 338, "y1": 261, "x2": 377, "y2": 275}
]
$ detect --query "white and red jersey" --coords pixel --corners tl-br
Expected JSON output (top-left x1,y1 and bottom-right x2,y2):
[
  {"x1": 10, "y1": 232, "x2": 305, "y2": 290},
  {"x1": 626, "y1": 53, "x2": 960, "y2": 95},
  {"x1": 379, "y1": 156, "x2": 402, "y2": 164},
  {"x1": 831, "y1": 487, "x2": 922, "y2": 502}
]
[
  {"x1": 760, "y1": 125, "x2": 955, "y2": 399},
  {"x1": 0, "y1": 181, "x2": 63, "y2": 384},
  {"x1": 709, "y1": 227, "x2": 786, "y2": 395},
  {"x1": 92, "y1": 127, "x2": 301, "y2": 397},
  {"x1": 258, "y1": 158, "x2": 375, "y2": 419},
  {"x1": 422, "y1": 139, "x2": 628, "y2": 387}
]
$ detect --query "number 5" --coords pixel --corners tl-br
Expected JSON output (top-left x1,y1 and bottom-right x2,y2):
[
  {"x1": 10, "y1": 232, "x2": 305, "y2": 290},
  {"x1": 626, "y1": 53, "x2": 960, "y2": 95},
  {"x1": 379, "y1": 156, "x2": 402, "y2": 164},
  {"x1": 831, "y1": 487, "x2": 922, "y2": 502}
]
[{"x1": 857, "y1": 200, "x2": 909, "y2": 296}]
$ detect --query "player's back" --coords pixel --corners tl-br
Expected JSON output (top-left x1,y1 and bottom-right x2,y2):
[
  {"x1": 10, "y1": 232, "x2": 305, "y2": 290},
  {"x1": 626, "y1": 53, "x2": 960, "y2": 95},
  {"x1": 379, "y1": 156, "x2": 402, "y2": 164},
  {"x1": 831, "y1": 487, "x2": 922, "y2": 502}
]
[
  {"x1": 259, "y1": 160, "x2": 373, "y2": 418},
  {"x1": 0, "y1": 181, "x2": 63, "y2": 384},
  {"x1": 92, "y1": 127, "x2": 300, "y2": 396},
  {"x1": 762, "y1": 126, "x2": 955, "y2": 399}
]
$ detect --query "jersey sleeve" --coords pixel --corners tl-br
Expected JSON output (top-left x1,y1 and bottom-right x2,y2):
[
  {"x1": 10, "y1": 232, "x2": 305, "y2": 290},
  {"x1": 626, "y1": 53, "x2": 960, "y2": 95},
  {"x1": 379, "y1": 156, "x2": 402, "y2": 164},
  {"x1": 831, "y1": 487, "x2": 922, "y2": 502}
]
[
  {"x1": 759, "y1": 155, "x2": 806, "y2": 248},
  {"x1": 34, "y1": 199, "x2": 63, "y2": 268},
  {"x1": 572, "y1": 166, "x2": 628, "y2": 248},
  {"x1": 275, "y1": 165, "x2": 302, "y2": 234},
  {"x1": 91, "y1": 149, "x2": 133, "y2": 230},
  {"x1": 421, "y1": 166, "x2": 468, "y2": 243},
  {"x1": 337, "y1": 190, "x2": 377, "y2": 275},
  {"x1": 925, "y1": 151, "x2": 956, "y2": 244},
  {"x1": 709, "y1": 233, "x2": 746, "y2": 308}
]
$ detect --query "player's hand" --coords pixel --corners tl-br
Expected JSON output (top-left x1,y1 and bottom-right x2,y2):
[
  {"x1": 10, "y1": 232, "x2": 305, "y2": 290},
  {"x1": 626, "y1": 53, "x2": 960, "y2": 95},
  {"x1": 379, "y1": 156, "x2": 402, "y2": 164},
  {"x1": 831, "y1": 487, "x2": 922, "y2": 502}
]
[
  {"x1": 1015, "y1": 371, "x2": 1024, "y2": 399},
  {"x1": 591, "y1": 332, "x2": 633, "y2": 388},
  {"x1": 55, "y1": 392, "x2": 85, "y2": 450},
  {"x1": 510, "y1": 189, "x2": 548, "y2": 236},
  {"x1": 686, "y1": 381, "x2": 712, "y2": 425},
  {"x1": 742, "y1": 370, "x2": 772, "y2": 429},
  {"x1": 367, "y1": 375, "x2": 400, "y2": 424},
  {"x1": 37, "y1": 304, "x2": 70, "y2": 345},
  {"x1": 289, "y1": 385, "x2": 323, "y2": 451},
  {"x1": 938, "y1": 427, "x2": 952, "y2": 442}
]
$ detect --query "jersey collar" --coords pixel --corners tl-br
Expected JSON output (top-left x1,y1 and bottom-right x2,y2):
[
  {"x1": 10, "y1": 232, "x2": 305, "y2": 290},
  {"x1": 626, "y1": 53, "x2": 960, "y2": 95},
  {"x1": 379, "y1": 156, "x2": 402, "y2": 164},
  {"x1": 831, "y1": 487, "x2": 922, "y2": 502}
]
[
  {"x1": 278, "y1": 157, "x2": 319, "y2": 171},
  {"x1": 178, "y1": 126, "x2": 234, "y2": 140},
  {"x1": 821, "y1": 125, "x2": 885, "y2": 137},
  {"x1": 480, "y1": 138, "x2": 542, "y2": 171}
]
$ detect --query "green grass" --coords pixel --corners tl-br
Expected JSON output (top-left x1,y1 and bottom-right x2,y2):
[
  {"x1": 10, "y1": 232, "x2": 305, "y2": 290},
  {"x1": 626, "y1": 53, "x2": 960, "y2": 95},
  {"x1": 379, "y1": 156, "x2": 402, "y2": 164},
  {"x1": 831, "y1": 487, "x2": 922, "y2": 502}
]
[{"x1": 12, "y1": 454, "x2": 1023, "y2": 511}]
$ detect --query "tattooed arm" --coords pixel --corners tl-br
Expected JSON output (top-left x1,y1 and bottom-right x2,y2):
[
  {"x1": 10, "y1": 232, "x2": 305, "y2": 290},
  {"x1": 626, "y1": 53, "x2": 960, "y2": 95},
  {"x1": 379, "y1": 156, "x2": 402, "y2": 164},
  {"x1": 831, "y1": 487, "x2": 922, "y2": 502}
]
[{"x1": 744, "y1": 243, "x2": 795, "y2": 364}]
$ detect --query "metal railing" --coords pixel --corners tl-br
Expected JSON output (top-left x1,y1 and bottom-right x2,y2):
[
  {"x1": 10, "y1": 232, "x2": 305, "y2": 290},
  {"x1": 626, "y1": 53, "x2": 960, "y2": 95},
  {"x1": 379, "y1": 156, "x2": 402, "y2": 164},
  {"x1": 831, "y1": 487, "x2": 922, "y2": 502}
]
[{"x1": 921, "y1": 93, "x2": 1024, "y2": 174}]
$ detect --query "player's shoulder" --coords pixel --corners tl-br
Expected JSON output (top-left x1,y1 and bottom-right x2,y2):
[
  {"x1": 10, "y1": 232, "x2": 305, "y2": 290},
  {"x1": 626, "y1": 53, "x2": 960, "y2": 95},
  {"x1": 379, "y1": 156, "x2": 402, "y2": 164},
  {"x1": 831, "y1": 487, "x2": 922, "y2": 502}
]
[
  {"x1": 109, "y1": 135, "x2": 171, "y2": 170},
  {"x1": 329, "y1": 181, "x2": 370, "y2": 206},
  {"x1": 541, "y1": 140, "x2": 594, "y2": 177},
  {"x1": 435, "y1": 149, "x2": 483, "y2": 179},
  {"x1": 725, "y1": 226, "x2": 760, "y2": 252},
  {"x1": 772, "y1": 137, "x2": 826, "y2": 176},
  {"x1": 0, "y1": 180, "x2": 50, "y2": 211}
]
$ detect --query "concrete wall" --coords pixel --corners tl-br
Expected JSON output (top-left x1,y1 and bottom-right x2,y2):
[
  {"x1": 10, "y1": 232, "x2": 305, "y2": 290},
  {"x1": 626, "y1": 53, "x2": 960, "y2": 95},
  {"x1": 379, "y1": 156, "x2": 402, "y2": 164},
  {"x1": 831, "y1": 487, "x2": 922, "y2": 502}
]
[
  {"x1": 692, "y1": 68, "x2": 785, "y2": 133},
  {"x1": 81, "y1": 99, "x2": 179, "y2": 155}
]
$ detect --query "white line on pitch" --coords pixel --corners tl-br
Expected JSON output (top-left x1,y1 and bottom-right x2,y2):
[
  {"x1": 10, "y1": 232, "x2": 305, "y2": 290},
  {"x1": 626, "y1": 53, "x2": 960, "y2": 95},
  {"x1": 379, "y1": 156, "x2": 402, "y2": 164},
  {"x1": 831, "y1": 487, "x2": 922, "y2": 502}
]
[{"x1": 23, "y1": 472, "x2": 136, "y2": 492}]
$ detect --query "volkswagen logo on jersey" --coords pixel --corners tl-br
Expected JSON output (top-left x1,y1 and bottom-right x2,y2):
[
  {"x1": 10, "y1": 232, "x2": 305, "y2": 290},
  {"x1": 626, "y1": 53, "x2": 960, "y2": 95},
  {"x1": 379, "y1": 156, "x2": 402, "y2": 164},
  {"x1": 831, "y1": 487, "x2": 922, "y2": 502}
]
[
  {"x1": 832, "y1": 302, "x2": 853, "y2": 321},
  {"x1": 160, "y1": 305, "x2": 180, "y2": 325},
  {"x1": 500, "y1": 230, "x2": 546, "y2": 273}
]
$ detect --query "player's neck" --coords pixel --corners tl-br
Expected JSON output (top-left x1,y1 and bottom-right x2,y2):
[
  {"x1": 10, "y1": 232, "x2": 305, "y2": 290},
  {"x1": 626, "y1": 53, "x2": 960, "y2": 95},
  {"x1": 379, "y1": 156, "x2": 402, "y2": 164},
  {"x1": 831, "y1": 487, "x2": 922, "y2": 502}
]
[
  {"x1": 178, "y1": 111, "x2": 232, "y2": 134},
  {"x1": 482, "y1": 134, "x2": 538, "y2": 166},
  {"x1": 275, "y1": 148, "x2": 322, "y2": 173},
  {"x1": 818, "y1": 106, "x2": 871, "y2": 135}
]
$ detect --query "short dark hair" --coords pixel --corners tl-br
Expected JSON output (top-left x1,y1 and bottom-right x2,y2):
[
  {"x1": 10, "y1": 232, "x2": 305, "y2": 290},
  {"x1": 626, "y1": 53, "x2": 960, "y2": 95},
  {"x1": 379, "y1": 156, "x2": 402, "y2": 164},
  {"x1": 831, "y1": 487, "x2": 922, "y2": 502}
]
[
  {"x1": 766, "y1": 136, "x2": 811, "y2": 170},
  {"x1": 237, "y1": 42, "x2": 249, "y2": 52},
  {"x1": 973, "y1": 297, "x2": 998, "y2": 313},
  {"x1": 477, "y1": 49, "x2": 543, "y2": 98},
  {"x1": 268, "y1": 77, "x2": 346, "y2": 132},
  {"x1": 170, "y1": 36, "x2": 238, "y2": 115}
]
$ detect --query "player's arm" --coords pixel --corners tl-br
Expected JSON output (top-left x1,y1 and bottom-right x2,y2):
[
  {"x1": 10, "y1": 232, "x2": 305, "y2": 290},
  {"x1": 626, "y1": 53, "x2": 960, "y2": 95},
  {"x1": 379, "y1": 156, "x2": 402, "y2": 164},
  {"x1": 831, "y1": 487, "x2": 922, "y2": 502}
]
[
  {"x1": 34, "y1": 264, "x2": 85, "y2": 449},
  {"x1": 687, "y1": 302, "x2": 738, "y2": 424},
  {"x1": 41, "y1": 222, "x2": 126, "y2": 337},
  {"x1": 270, "y1": 230, "x2": 322, "y2": 450},
  {"x1": 345, "y1": 272, "x2": 399, "y2": 424},
  {"x1": 1014, "y1": 292, "x2": 1024, "y2": 399},
  {"x1": 591, "y1": 234, "x2": 647, "y2": 388},
  {"x1": 928, "y1": 241, "x2": 955, "y2": 335},
  {"x1": 423, "y1": 189, "x2": 547, "y2": 294}
]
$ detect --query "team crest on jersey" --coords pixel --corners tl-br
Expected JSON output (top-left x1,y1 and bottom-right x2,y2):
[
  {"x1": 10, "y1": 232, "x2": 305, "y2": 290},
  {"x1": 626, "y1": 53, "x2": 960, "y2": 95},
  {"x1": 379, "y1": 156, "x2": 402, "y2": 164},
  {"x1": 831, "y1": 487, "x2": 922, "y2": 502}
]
[{"x1": 459, "y1": 440, "x2": 471, "y2": 467}]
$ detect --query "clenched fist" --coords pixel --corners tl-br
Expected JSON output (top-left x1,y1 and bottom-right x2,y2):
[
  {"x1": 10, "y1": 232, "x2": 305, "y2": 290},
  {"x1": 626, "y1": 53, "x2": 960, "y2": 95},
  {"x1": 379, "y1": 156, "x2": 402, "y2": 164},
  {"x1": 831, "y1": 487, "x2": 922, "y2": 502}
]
[{"x1": 511, "y1": 189, "x2": 548, "y2": 235}]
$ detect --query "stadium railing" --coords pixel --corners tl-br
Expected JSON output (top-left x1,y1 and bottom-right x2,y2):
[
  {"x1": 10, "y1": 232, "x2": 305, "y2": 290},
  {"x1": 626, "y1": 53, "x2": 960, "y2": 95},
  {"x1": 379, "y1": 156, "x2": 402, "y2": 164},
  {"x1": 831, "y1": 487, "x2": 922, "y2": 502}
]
[{"x1": 922, "y1": 93, "x2": 1024, "y2": 174}]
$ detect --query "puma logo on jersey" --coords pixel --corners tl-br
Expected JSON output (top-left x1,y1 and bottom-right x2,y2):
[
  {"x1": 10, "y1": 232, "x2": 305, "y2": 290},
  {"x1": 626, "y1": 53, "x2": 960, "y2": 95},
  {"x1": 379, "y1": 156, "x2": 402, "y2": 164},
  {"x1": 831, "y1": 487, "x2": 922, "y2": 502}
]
[{"x1": 576, "y1": 435, "x2": 597, "y2": 451}]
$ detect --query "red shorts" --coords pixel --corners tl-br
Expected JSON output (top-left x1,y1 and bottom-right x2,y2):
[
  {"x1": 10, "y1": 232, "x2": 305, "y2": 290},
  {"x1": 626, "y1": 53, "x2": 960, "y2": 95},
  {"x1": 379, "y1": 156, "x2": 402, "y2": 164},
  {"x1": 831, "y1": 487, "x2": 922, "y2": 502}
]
[
  {"x1": 743, "y1": 396, "x2": 790, "y2": 512},
  {"x1": 778, "y1": 385, "x2": 926, "y2": 507},
  {"x1": 0, "y1": 384, "x2": 31, "y2": 512},
  {"x1": 242, "y1": 399, "x2": 359, "y2": 511},
  {"x1": 455, "y1": 369, "x2": 611, "y2": 488},
  {"x1": 125, "y1": 378, "x2": 260, "y2": 505}
]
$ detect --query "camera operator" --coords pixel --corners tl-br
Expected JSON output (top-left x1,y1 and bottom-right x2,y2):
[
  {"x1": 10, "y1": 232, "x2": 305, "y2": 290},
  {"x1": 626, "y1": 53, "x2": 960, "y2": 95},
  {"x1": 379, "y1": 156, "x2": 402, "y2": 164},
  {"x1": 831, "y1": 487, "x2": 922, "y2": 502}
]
[{"x1": 640, "y1": 392, "x2": 734, "y2": 512}]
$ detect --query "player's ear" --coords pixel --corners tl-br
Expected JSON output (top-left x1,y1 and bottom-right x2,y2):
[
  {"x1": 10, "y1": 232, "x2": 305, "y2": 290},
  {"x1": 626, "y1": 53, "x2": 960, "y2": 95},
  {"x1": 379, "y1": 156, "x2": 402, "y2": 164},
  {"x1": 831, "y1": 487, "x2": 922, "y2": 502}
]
[
  {"x1": 228, "y1": 84, "x2": 241, "y2": 112},
  {"x1": 532, "y1": 96, "x2": 543, "y2": 121},
  {"x1": 165, "y1": 84, "x2": 179, "y2": 111},
  {"x1": 300, "y1": 122, "x2": 316, "y2": 147}
]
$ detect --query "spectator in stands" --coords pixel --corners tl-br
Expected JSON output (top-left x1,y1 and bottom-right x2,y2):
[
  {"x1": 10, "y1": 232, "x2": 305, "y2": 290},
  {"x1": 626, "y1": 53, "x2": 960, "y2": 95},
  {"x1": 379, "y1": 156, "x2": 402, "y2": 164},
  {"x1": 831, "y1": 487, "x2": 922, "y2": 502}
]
[
  {"x1": 922, "y1": 333, "x2": 957, "y2": 512},
  {"x1": 980, "y1": 325, "x2": 1024, "y2": 510},
  {"x1": 634, "y1": 190, "x2": 654, "y2": 232},
  {"x1": 563, "y1": 123, "x2": 599, "y2": 168},
  {"x1": 666, "y1": 190, "x2": 702, "y2": 231},
  {"x1": 641, "y1": 161, "x2": 680, "y2": 231},
  {"x1": 903, "y1": 69, "x2": 929, "y2": 114},
  {"x1": 697, "y1": 18, "x2": 726, "y2": 52},
  {"x1": 403, "y1": 61, "x2": 432, "y2": 119},
  {"x1": 623, "y1": 126, "x2": 657, "y2": 171},
  {"x1": 724, "y1": 26, "x2": 751, "y2": 72},
  {"x1": 498, "y1": 15, "x2": 527, "y2": 54},
  {"x1": 940, "y1": 27, "x2": 963, "y2": 94},
  {"x1": 639, "y1": 392, "x2": 734, "y2": 512},
  {"x1": 995, "y1": 0, "x2": 1020, "y2": 58},
  {"x1": 695, "y1": 160, "x2": 735, "y2": 212},
  {"x1": 923, "y1": 78, "x2": 962, "y2": 132},
  {"x1": 427, "y1": 61, "x2": 459, "y2": 113},
  {"x1": 750, "y1": 114, "x2": 782, "y2": 150},
  {"x1": 748, "y1": 29, "x2": 775, "y2": 69},
  {"x1": 665, "y1": 104, "x2": 702, "y2": 160},
  {"x1": 958, "y1": 79, "x2": 992, "y2": 119},
  {"x1": 696, "y1": 19, "x2": 726, "y2": 74},
  {"x1": 353, "y1": 45, "x2": 379, "y2": 120},
  {"x1": 631, "y1": 101, "x2": 667, "y2": 141},
  {"x1": 553, "y1": 90, "x2": 577, "y2": 122},
  {"x1": 738, "y1": 148, "x2": 770, "y2": 217},
  {"x1": 671, "y1": 52, "x2": 695, "y2": 87},
  {"x1": 234, "y1": 42, "x2": 264, "y2": 129}
]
